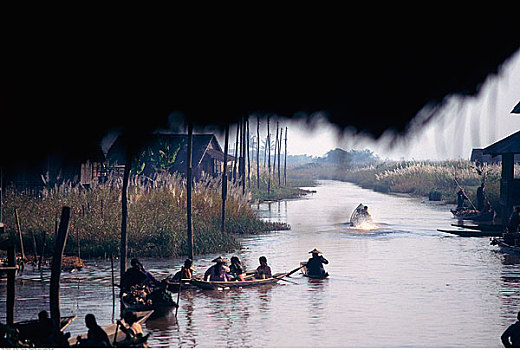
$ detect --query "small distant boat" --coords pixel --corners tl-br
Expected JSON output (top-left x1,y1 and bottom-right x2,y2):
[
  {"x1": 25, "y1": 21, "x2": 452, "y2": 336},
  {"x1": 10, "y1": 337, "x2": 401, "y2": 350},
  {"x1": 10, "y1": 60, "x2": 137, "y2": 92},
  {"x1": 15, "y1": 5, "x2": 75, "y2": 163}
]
[
  {"x1": 350, "y1": 203, "x2": 372, "y2": 227},
  {"x1": 69, "y1": 310, "x2": 153, "y2": 346},
  {"x1": 300, "y1": 262, "x2": 328, "y2": 279},
  {"x1": 15, "y1": 315, "x2": 77, "y2": 344}
]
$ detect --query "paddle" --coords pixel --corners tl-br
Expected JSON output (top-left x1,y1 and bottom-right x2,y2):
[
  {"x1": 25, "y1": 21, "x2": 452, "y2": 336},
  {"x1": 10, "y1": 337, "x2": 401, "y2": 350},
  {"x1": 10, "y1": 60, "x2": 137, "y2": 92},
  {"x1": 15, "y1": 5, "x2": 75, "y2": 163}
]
[
  {"x1": 272, "y1": 265, "x2": 304, "y2": 281},
  {"x1": 113, "y1": 321, "x2": 119, "y2": 345}
]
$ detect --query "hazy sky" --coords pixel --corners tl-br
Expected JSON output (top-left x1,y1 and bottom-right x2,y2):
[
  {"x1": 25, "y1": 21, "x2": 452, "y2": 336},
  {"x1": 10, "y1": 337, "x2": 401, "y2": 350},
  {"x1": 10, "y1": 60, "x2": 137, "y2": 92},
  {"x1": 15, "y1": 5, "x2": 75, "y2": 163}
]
[{"x1": 274, "y1": 49, "x2": 520, "y2": 160}]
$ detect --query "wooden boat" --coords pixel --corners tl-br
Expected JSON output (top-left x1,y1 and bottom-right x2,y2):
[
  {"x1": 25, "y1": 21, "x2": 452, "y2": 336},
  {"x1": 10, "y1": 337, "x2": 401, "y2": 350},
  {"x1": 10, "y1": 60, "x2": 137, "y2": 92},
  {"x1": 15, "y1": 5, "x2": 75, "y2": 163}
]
[
  {"x1": 300, "y1": 261, "x2": 328, "y2": 279},
  {"x1": 437, "y1": 229, "x2": 502, "y2": 237},
  {"x1": 15, "y1": 315, "x2": 77, "y2": 344},
  {"x1": 451, "y1": 223, "x2": 505, "y2": 232},
  {"x1": 450, "y1": 208, "x2": 494, "y2": 222},
  {"x1": 69, "y1": 310, "x2": 153, "y2": 346},
  {"x1": 122, "y1": 287, "x2": 178, "y2": 314},
  {"x1": 491, "y1": 237, "x2": 520, "y2": 255},
  {"x1": 190, "y1": 267, "x2": 302, "y2": 290}
]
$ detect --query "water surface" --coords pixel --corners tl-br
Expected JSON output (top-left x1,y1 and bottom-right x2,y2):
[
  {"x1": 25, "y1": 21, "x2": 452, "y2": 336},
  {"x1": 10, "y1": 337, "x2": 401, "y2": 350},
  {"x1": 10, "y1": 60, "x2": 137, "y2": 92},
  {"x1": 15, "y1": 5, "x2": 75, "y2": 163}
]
[{"x1": 1, "y1": 180, "x2": 518, "y2": 347}]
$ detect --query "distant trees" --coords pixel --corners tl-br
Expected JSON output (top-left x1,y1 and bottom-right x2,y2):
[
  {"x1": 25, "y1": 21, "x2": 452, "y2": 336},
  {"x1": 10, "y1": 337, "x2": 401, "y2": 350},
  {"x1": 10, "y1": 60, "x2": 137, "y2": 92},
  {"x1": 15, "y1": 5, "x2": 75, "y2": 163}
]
[{"x1": 319, "y1": 148, "x2": 379, "y2": 167}]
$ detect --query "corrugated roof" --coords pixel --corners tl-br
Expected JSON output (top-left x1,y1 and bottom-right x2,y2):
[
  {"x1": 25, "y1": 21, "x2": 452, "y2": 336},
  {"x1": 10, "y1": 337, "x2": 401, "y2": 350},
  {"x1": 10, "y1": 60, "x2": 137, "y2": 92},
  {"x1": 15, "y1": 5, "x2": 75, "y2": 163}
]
[{"x1": 483, "y1": 130, "x2": 520, "y2": 155}]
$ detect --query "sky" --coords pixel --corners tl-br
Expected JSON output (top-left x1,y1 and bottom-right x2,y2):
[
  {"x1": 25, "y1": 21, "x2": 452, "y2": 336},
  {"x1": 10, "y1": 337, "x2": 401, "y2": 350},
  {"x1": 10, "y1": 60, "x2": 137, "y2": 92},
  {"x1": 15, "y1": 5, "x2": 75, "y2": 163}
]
[{"x1": 237, "y1": 49, "x2": 520, "y2": 161}]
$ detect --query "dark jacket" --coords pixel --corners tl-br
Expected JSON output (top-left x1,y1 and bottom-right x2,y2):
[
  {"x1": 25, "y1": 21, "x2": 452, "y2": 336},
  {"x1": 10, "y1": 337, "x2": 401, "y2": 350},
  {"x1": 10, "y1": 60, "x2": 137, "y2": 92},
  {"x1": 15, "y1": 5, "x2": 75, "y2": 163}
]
[
  {"x1": 502, "y1": 321, "x2": 520, "y2": 347},
  {"x1": 306, "y1": 255, "x2": 329, "y2": 276}
]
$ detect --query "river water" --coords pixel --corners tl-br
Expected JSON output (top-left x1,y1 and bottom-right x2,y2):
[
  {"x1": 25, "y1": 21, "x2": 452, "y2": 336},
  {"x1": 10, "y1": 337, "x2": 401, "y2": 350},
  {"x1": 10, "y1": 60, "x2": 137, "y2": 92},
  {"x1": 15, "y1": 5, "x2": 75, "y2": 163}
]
[{"x1": 2, "y1": 180, "x2": 520, "y2": 347}]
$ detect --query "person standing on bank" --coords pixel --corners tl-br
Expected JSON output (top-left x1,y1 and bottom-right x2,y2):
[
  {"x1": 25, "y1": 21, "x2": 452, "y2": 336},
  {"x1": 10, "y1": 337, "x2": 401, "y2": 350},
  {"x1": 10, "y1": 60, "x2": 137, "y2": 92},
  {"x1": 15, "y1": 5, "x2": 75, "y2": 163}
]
[
  {"x1": 476, "y1": 182, "x2": 486, "y2": 211},
  {"x1": 502, "y1": 310, "x2": 520, "y2": 347}
]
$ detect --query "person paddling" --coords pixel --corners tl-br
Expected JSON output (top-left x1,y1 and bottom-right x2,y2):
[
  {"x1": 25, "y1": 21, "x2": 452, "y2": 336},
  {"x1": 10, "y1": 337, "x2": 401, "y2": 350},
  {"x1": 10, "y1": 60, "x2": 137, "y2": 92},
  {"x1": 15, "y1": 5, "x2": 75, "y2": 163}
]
[
  {"x1": 204, "y1": 257, "x2": 230, "y2": 281},
  {"x1": 303, "y1": 248, "x2": 329, "y2": 276}
]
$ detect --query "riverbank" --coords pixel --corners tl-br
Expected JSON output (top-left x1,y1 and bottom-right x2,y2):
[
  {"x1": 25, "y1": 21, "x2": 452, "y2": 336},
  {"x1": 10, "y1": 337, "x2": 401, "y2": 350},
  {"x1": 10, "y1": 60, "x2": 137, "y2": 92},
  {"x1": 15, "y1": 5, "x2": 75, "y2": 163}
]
[
  {"x1": 290, "y1": 160, "x2": 509, "y2": 216},
  {"x1": 249, "y1": 171, "x2": 317, "y2": 202},
  {"x1": 1, "y1": 173, "x2": 288, "y2": 259}
]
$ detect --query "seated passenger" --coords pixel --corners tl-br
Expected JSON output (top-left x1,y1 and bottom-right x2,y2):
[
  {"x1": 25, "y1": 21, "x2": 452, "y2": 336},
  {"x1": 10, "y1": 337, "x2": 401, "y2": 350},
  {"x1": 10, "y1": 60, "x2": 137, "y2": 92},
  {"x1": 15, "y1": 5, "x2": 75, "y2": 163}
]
[
  {"x1": 229, "y1": 256, "x2": 246, "y2": 281},
  {"x1": 508, "y1": 206, "x2": 520, "y2": 234},
  {"x1": 76, "y1": 314, "x2": 111, "y2": 347},
  {"x1": 255, "y1": 256, "x2": 272, "y2": 279},
  {"x1": 204, "y1": 257, "x2": 230, "y2": 281},
  {"x1": 172, "y1": 258, "x2": 196, "y2": 281}
]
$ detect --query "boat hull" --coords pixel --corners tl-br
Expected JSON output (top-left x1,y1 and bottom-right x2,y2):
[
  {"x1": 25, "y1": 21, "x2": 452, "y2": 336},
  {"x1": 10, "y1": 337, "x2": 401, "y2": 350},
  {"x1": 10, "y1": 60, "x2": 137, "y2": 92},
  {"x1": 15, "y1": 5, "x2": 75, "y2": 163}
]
[
  {"x1": 190, "y1": 272, "x2": 289, "y2": 290},
  {"x1": 15, "y1": 315, "x2": 77, "y2": 343}
]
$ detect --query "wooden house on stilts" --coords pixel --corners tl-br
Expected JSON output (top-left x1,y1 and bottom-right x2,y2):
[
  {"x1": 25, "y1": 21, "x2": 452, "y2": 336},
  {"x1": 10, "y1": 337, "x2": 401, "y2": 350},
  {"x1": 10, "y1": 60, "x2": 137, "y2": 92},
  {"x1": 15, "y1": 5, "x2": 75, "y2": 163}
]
[{"x1": 482, "y1": 101, "x2": 520, "y2": 223}]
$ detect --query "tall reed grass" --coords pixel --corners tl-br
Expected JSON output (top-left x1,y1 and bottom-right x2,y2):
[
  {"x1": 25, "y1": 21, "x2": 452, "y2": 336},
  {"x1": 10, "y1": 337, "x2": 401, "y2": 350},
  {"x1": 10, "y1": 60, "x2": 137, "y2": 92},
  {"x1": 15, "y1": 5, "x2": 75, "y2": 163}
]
[{"x1": 2, "y1": 172, "x2": 286, "y2": 258}]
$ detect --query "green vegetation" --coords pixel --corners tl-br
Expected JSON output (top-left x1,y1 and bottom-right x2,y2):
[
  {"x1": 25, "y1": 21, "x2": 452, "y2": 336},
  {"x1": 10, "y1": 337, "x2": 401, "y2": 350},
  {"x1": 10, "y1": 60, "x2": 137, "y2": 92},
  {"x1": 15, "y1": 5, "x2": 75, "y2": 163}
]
[
  {"x1": 2, "y1": 173, "x2": 288, "y2": 258},
  {"x1": 248, "y1": 170, "x2": 316, "y2": 202}
]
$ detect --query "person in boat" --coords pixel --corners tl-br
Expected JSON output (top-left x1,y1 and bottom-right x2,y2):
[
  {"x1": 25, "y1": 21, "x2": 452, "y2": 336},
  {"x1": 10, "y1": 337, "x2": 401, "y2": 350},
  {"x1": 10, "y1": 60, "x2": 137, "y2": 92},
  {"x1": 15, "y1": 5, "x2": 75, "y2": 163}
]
[
  {"x1": 502, "y1": 310, "x2": 520, "y2": 347},
  {"x1": 172, "y1": 258, "x2": 196, "y2": 281},
  {"x1": 476, "y1": 182, "x2": 486, "y2": 211},
  {"x1": 32, "y1": 310, "x2": 55, "y2": 347},
  {"x1": 229, "y1": 256, "x2": 246, "y2": 281},
  {"x1": 76, "y1": 313, "x2": 111, "y2": 347},
  {"x1": 362, "y1": 206, "x2": 370, "y2": 217},
  {"x1": 255, "y1": 256, "x2": 272, "y2": 279},
  {"x1": 456, "y1": 189, "x2": 468, "y2": 209},
  {"x1": 121, "y1": 258, "x2": 159, "y2": 291},
  {"x1": 204, "y1": 257, "x2": 230, "y2": 281},
  {"x1": 116, "y1": 311, "x2": 144, "y2": 347},
  {"x1": 508, "y1": 207, "x2": 520, "y2": 234},
  {"x1": 304, "y1": 248, "x2": 329, "y2": 276}
]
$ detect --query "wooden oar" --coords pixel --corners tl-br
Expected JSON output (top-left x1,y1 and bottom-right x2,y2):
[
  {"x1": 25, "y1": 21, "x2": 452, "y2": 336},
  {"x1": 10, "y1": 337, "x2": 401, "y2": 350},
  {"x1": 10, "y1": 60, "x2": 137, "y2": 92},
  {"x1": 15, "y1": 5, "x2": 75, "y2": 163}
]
[{"x1": 273, "y1": 265, "x2": 304, "y2": 281}]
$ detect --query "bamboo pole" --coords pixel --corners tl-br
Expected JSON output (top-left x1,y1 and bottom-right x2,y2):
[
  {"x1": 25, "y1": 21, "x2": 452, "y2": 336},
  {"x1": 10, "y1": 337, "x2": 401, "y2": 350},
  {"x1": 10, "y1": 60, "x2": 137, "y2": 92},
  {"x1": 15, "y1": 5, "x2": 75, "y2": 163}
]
[
  {"x1": 187, "y1": 123, "x2": 194, "y2": 260},
  {"x1": 257, "y1": 117, "x2": 260, "y2": 189},
  {"x1": 6, "y1": 244, "x2": 15, "y2": 325},
  {"x1": 267, "y1": 116, "x2": 271, "y2": 195},
  {"x1": 14, "y1": 208, "x2": 26, "y2": 261},
  {"x1": 233, "y1": 123, "x2": 239, "y2": 182},
  {"x1": 276, "y1": 123, "x2": 283, "y2": 186},
  {"x1": 246, "y1": 117, "x2": 251, "y2": 189},
  {"x1": 50, "y1": 206, "x2": 71, "y2": 327},
  {"x1": 120, "y1": 147, "x2": 132, "y2": 316},
  {"x1": 241, "y1": 117, "x2": 246, "y2": 194},
  {"x1": 111, "y1": 253, "x2": 115, "y2": 322},
  {"x1": 221, "y1": 124, "x2": 229, "y2": 234},
  {"x1": 274, "y1": 123, "x2": 278, "y2": 182},
  {"x1": 284, "y1": 126, "x2": 287, "y2": 186}
]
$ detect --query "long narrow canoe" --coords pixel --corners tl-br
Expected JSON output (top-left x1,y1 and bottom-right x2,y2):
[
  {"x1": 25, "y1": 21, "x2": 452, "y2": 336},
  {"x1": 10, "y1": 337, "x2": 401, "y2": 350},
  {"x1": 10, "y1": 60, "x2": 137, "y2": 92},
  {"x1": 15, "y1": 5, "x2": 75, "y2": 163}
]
[
  {"x1": 300, "y1": 262, "x2": 329, "y2": 279},
  {"x1": 69, "y1": 310, "x2": 153, "y2": 346},
  {"x1": 437, "y1": 229, "x2": 502, "y2": 237},
  {"x1": 491, "y1": 237, "x2": 520, "y2": 255},
  {"x1": 451, "y1": 223, "x2": 505, "y2": 232},
  {"x1": 15, "y1": 315, "x2": 77, "y2": 343},
  {"x1": 190, "y1": 271, "x2": 294, "y2": 291}
]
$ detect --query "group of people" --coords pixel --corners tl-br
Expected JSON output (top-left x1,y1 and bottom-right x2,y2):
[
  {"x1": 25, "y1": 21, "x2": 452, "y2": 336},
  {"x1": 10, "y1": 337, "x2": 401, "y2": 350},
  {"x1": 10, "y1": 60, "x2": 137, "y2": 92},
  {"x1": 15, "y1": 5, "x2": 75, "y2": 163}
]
[{"x1": 200, "y1": 255, "x2": 272, "y2": 282}]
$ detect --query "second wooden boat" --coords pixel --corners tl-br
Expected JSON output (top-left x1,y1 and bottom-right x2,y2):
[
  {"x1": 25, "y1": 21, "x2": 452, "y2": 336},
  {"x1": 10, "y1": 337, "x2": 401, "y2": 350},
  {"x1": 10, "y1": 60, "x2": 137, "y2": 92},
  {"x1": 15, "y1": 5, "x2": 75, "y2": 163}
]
[
  {"x1": 69, "y1": 310, "x2": 153, "y2": 346},
  {"x1": 15, "y1": 315, "x2": 77, "y2": 344},
  {"x1": 437, "y1": 229, "x2": 502, "y2": 237}
]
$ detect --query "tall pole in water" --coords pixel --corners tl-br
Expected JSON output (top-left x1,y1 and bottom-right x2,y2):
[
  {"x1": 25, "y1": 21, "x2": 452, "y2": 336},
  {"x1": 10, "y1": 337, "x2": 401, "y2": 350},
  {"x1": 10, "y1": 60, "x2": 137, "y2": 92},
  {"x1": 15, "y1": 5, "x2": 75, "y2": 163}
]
[
  {"x1": 257, "y1": 118, "x2": 260, "y2": 189},
  {"x1": 284, "y1": 126, "x2": 287, "y2": 186},
  {"x1": 186, "y1": 123, "x2": 194, "y2": 260},
  {"x1": 120, "y1": 145, "x2": 132, "y2": 316},
  {"x1": 221, "y1": 124, "x2": 229, "y2": 233}
]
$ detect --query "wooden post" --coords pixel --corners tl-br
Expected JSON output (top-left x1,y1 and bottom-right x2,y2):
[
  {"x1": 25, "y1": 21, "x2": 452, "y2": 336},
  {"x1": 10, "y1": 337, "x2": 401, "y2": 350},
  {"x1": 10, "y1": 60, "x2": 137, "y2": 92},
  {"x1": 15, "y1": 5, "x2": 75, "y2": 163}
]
[
  {"x1": 120, "y1": 148, "x2": 132, "y2": 307},
  {"x1": 221, "y1": 124, "x2": 229, "y2": 234},
  {"x1": 6, "y1": 244, "x2": 16, "y2": 325},
  {"x1": 187, "y1": 123, "x2": 194, "y2": 260},
  {"x1": 50, "y1": 206, "x2": 71, "y2": 327},
  {"x1": 14, "y1": 208, "x2": 26, "y2": 261},
  {"x1": 241, "y1": 117, "x2": 246, "y2": 194},
  {"x1": 284, "y1": 126, "x2": 287, "y2": 186},
  {"x1": 247, "y1": 117, "x2": 251, "y2": 189},
  {"x1": 233, "y1": 123, "x2": 239, "y2": 182},
  {"x1": 111, "y1": 253, "x2": 115, "y2": 322},
  {"x1": 267, "y1": 116, "x2": 271, "y2": 195},
  {"x1": 257, "y1": 117, "x2": 260, "y2": 189},
  {"x1": 274, "y1": 123, "x2": 278, "y2": 183},
  {"x1": 38, "y1": 231, "x2": 47, "y2": 270},
  {"x1": 278, "y1": 126, "x2": 282, "y2": 186}
]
